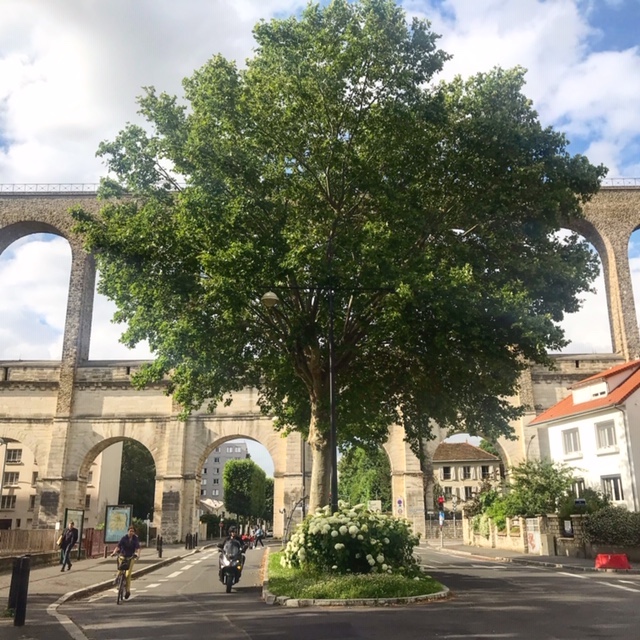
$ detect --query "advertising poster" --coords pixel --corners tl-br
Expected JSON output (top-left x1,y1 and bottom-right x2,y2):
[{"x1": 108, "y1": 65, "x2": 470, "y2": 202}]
[{"x1": 104, "y1": 505, "x2": 133, "y2": 544}]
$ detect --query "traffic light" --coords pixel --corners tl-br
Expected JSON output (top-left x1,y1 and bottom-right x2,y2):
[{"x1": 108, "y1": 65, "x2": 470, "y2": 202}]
[{"x1": 437, "y1": 495, "x2": 445, "y2": 510}]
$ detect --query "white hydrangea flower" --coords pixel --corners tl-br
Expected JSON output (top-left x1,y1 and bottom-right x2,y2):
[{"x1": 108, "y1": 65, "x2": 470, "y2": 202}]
[
  {"x1": 357, "y1": 534, "x2": 364, "y2": 541},
  {"x1": 383, "y1": 538, "x2": 390, "y2": 544},
  {"x1": 334, "y1": 543, "x2": 345, "y2": 550},
  {"x1": 331, "y1": 530, "x2": 339, "y2": 538},
  {"x1": 377, "y1": 554, "x2": 385, "y2": 564},
  {"x1": 348, "y1": 525, "x2": 358, "y2": 535},
  {"x1": 339, "y1": 525, "x2": 348, "y2": 535},
  {"x1": 382, "y1": 564, "x2": 388, "y2": 571}
]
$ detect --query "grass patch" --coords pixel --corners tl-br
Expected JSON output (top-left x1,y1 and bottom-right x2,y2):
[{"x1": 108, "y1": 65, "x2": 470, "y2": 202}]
[{"x1": 267, "y1": 552, "x2": 444, "y2": 600}]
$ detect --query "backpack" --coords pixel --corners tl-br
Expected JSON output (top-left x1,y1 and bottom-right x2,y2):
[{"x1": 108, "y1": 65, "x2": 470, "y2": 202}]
[{"x1": 256, "y1": 528, "x2": 264, "y2": 538}]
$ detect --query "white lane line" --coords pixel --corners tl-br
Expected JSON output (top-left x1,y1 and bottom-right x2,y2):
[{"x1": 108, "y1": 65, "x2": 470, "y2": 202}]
[
  {"x1": 619, "y1": 580, "x2": 638, "y2": 585},
  {"x1": 596, "y1": 581, "x2": 640, "y2": 593},
  {"x1": 146, "y1": 583, "x2": 161, "y2": 588},
  {"x1": 552, "y1": 572, "x2": 640, "y2": 593},
  {"x1": 167, "y1": 570, "x2": 183, "y2": 578}
]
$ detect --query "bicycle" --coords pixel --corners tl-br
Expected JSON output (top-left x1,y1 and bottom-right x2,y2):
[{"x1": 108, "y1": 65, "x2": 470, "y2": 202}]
[{"x1": 114, "y1": 555, "x2": 135, "y2": 604}]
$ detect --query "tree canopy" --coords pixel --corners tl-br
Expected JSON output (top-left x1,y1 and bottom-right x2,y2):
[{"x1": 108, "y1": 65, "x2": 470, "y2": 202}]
[
  {"x1": 118, "y1": 440, "x2": 155, "y2": 520},
  {"x1": 338, "y1": 446, "x2": 392, "y2": 511},
  {"x1": 73, "y1": 0, "x2": 606, "y2": 511},
  {"x1": 223, "y1": 458, "x2": 267, "y2": 520}
]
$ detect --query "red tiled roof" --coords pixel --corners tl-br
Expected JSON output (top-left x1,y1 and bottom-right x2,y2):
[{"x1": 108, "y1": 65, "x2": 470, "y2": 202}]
[
  {"x1": 571, "y1": 359, "x2": 640, "y2": 388},
  {"x1": 433, "y1": 442, "x2": 499, "y2": 462},
  {"x1": 530, "y1": 360, "x2": 640, "y2": 426}
]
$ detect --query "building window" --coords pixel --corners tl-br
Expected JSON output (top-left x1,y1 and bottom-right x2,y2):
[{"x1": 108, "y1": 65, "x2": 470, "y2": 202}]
[
  {"x1": 481, "y1": 466, "x2": 490, "y2": 479},
  {"x1": 6, "y1": 449, "x2": 22, "y2": 464},
  {"x1": 562, "y1": 429, "x2": 581, "y2": 456},
  {"x1": 87, "y1": 470, "x2": 93, "y2": 484},
  {"x1": 464, "y1": 486, "x2": 474, "y2": 500},
  {"x1": 595, "y1": 420, "x2": 617, "y2": 450},
  {"x1": 573, "y1": 478, "x2": 585, "y2": 497},
  {"x1": 462, "y1": 466, "x2": 471, "y2": 480},
  {"x1": 201, "y1": 479, "x2": 207, "y2": 485},
  {"x1": 442, "y1": 467, "x2": 452, "y2": 481},
  {"x1": 227, "y1": 446, "x2": 233, "y2": 453},
  {"x1": 601, "y1": 475, "x2": 624, "y2": 501},
  {"x1": 213, "y1": 479, "x2": 219, "y2": 484},
  {"x1": 215, "y1": 468, "x2": 220, "y2": 474},
  {"x1": 1, "y1": 495, "x2": 17, "y2": 509},
  {"x1": 28, "y1": 495, "x2": 36, "y2": 510},
  {"x1": 443, "y1": 486, "x2": 452, "y2": 499},
  {"x1": 31, "y1": 472, "x2": 38, "y2": 486},
  {"x1": 3, "y1": 472, "x2": 19, "y2": 486},
  {"x1": 202, "y1": 468, "x2": 207, "y2": 475},
  {"x1": 85, "y1": 495, "x2": 91, "y2": 509},
  {"x1": 214, "y1": 457, "x2": 220, "y2": 463},
  {"x1": 212, "y1": 489, "x2": 219, "y2": 496},
  {"x1": 200, "y1": 488, "x2": 205, "y2": 496},
  {"x1": 235, "y1": 446, "x2": 242, "y2": 453}
]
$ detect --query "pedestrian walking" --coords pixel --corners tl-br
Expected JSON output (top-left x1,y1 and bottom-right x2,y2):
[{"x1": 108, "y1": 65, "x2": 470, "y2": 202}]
[
  {"x1": 254, "y1": 524, "x2": 265, "y2": 547},
  {"x1": 60, "y1": 521, "x2": 79, "y2": 571}
]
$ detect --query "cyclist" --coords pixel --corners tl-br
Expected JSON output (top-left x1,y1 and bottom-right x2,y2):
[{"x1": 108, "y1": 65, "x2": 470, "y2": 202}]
[{"x1": 110, "y1": 525, "x2": 141, "y2": 600}]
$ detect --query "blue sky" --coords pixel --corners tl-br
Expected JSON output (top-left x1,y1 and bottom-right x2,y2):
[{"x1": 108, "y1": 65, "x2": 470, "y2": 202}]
[{"x1": 1, "y1": 0, "x2": 640, "y2": 474}]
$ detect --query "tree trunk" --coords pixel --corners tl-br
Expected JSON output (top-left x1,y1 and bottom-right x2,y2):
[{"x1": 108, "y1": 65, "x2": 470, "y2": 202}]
[{"x1": 307, "y1": 402, "x2": 331, "y2": 512}]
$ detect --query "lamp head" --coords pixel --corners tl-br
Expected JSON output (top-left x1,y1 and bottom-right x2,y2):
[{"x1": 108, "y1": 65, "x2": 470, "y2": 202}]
[{"x1": 261, "y1": 291, "x2": 280, "y2": 309}]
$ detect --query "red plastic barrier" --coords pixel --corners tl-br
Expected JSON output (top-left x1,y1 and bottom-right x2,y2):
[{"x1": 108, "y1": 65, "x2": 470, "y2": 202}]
[{"x1": 595, "y1": 553, "x2": 631, "y2": 570}]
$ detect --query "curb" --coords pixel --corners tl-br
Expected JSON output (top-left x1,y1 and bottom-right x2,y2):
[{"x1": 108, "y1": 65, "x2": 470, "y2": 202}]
[{"x1": 261, "y1": 548, "x2": 451, "y2": 607}]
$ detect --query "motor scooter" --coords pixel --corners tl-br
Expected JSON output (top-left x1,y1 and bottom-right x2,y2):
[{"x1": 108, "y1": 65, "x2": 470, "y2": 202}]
[{"x1": 217, "y1": 539, "x2": 244, "y2": 593}]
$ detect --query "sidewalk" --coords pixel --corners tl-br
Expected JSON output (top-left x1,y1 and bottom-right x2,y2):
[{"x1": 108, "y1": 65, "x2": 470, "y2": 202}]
[
  {"x1": 420, "y1": 539, "x2": 640, "y2": 574},
  {"x1": 0, "y1": 543, "x2": 211, "y2": 639}
]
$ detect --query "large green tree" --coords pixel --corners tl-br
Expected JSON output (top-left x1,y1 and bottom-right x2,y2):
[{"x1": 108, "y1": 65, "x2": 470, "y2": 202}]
[
  {"x1": 118, "y1": 440, "x2": 155, "y2": 520},
  {"x1": 74, "y1": 0, "x2": 605, "y2": 511},
  {"x1": 339, "y1": 446, "x2": 392, "y2": 511},
  {"x1": 223, "y1": 459, "x2": 266, "y2": 520}
]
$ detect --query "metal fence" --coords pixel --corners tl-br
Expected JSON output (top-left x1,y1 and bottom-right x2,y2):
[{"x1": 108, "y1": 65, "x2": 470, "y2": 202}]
[{"x1": 0, "y1": 528, "x2": 58, "y2": 556}]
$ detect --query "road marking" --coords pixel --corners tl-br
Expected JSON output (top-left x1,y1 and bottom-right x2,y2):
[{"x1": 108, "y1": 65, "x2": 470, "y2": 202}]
[
  {"x1": 146, "y1": 583, "x2": 161, "y2": 588},
  {"x1": 619, "y1": 580, "x2": 637, "y2": 585},
  {"x1": 558, "y1": 572, "x2": 587, "y2": 579},
  {"x1": 596, "y1": 581, "x2": 640, "y2": 593},
  {"x1": 167, "y1": 570, "x2": 183, "y2": 578}
]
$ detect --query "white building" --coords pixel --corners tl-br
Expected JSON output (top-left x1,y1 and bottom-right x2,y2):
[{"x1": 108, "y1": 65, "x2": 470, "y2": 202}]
[
  {"x1": 199, "y1": 440, "x2": 249, "y2": 515},
  {"x1": 529, "y1": 359, "x2": 640, "y2": 511},
  {"x1": 432, "y1": 442, "x2": 501, "y2": 510},
  {"x1": 0, "y1": 440, "x2": 122, "y2": 530}
]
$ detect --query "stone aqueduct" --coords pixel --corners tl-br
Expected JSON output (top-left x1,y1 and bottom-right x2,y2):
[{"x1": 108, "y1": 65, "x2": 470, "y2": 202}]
[{"x1": 0, "y1": 187, "x2": 639, "y2": 541}]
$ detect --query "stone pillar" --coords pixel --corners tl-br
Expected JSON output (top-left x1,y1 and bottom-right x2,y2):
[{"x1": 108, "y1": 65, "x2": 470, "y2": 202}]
[
  {"x1": 35, "y1": 249, "x2": 97, "y2": 527},
  {"x1": 272, "y1": 431, "x2": 306, "y2": 538}
]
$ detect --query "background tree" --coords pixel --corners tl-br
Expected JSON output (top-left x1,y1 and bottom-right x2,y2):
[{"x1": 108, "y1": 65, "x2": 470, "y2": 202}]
[
  {"x1": 261, "y1": 477, "x2": 274, "y2": 526},
  {"x1": 223, "y1": 459, "x2": 266, "y2": 522},
  {"x1": 118, "y1": 440, "x2": 155, "y2": 519},
  {"x1": 338, "y1": 446, "x2": 392, "y2": 511},
  {"x1": 74, "y1": 0, "x2": 605, "y2": 511}
]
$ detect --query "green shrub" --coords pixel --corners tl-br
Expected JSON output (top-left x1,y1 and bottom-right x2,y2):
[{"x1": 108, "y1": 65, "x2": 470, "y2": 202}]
[
  {"x1": 583, "y1": 506, "x2": 640, "y2": 547},
  {"x1": 281, "y1": 502, "x2": 420, "y2": 576},
  {"x1": 557, "y1": 488, "x2": 609, "y2": 519}
]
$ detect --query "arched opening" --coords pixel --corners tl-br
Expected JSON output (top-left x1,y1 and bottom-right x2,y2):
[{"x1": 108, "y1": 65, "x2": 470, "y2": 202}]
[
  {"x1": 628, "y1": 227, "x2": 640, "y2": 336},
  {"x1": 0, "y1": 233, "x2": 71, "y2": 359},
  {"x1": 196, "y1": 436, "x2": 276, "y2": 539},
  {"x1": 553, "y1": 232, "x2": 612, "y2": 354},
  {"x1": 88, "y1": 271, "x2": 154, "y2": 360},
  {"x1": 79, "y1": 438, "x2": 156, "y2": 531}
]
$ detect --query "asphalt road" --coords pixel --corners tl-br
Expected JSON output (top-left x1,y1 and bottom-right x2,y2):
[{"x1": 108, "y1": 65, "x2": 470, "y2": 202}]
[{"x1": 58, "y1": 546, "x2": 640, "y2": 639}]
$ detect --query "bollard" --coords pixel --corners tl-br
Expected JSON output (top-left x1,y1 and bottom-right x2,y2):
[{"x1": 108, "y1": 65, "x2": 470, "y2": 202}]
[
  {"x1": 8, "y1": 555, "x2": 31, "y2": 627},
  {"x1": 194, "y1": 532, "x2": 198, "y2": 548},
  {"x1": 156, "y1": 535, "x2": 163, "y2": 558}
]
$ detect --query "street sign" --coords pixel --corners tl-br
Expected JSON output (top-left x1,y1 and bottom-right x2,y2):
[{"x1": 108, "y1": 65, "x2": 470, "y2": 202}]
[{"x1": 438, "y1": 511, "x2": 445, "y2": 526}]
